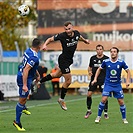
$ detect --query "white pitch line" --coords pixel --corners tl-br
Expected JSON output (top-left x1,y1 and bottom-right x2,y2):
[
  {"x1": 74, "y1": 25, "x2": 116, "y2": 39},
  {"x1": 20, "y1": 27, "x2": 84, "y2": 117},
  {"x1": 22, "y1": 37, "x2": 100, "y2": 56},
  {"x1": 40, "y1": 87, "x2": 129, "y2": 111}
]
[
  {"x1": 0, "y1": 95, "x2": 101, "y2": 113},
  {"x1": 0, "y1": 95, "x2": 132, "y2": 114}
]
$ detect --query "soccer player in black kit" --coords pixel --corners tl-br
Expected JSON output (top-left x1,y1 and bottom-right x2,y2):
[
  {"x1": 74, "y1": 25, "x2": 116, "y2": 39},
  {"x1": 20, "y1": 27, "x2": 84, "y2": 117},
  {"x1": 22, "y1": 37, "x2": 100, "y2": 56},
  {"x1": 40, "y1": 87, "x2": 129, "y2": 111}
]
[
  {"x1": 84, "y1": 45, "x2": 109, "y2": 119},
  {"x1": 39, "y1": 21, "x2": 90, "y2": 110}
]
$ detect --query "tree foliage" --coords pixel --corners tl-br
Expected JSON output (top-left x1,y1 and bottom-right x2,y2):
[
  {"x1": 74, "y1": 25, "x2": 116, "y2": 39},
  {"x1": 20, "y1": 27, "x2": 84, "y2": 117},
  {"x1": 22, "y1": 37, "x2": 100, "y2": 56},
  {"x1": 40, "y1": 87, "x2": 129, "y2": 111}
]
[{"x1": 0, "y1": 0, "x2": 37, "y2": 50}]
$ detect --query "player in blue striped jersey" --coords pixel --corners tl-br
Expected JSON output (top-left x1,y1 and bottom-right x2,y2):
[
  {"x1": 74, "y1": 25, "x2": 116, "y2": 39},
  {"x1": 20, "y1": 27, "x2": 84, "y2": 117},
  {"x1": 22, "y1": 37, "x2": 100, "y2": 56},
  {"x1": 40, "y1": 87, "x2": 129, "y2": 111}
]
[
  {"x1": 13, "y1": 38, "x2": 42, "y2": 131},
  {"x1": 92, "y1": 47, "x2": 130, "y2": 124}
]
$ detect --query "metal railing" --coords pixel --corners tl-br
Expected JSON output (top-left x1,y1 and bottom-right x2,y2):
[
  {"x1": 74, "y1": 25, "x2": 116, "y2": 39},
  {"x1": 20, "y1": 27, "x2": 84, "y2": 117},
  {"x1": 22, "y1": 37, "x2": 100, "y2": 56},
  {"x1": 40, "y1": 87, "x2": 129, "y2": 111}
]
[{"x1": 0, "y1": 62, "x2": 19, "y2": 75}]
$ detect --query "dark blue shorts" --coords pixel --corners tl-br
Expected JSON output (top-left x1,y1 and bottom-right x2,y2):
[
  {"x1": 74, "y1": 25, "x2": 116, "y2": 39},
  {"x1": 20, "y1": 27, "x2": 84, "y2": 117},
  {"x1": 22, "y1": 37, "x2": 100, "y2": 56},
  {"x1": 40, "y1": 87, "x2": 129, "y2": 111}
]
[
  {"x1": 102, "y1": 84, "x2": 124, "y2": 99},
  {"x1": 17, "y1": 75, "x2": 32, "y2": 98}
]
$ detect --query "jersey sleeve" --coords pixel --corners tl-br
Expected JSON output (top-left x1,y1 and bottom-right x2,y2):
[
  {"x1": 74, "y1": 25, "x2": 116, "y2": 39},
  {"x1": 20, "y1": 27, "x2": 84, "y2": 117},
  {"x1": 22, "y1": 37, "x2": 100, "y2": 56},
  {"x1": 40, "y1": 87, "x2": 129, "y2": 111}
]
[
  {"x1": 27, "y1": 57, "x2": 37, "y2": 68},
  {"x1": 54, "y1": 33, "x2": 62, "y2": 41},
  {"x1": 100, "y1": 60, "x2": 106, "y2": 69},
  {"x1": 76, "y1": 30, "x2": 80, "y2": 37},
  {"x1": 122, "y1": 61, "x2": 128, "y2": 70},
  {"x1": 89, "y1": 57, "x2": 93, "y2": 67}
]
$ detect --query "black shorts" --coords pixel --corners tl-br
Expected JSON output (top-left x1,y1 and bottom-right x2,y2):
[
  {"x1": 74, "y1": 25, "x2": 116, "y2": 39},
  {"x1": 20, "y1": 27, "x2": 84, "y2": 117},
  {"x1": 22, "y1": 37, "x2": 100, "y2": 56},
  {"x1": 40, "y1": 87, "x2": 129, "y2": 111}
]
[
  {"x1": 58, "y1": 55, "x2": 73, "y2": 74},
  {"x1": 88, "y1": 80, "x2": 104, "y2": 92}
]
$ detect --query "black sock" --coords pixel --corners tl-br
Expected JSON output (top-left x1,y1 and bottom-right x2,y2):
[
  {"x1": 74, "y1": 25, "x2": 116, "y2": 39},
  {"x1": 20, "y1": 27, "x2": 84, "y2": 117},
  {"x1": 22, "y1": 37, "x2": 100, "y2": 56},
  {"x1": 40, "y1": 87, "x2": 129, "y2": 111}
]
[
  {"x1": 87, "y1": 97, "x2": 92, "y2": 110},
  {"x1": 104, "y1": 100, "x2": 108, "y2": 113},
  {"x1": 61, "y1": 87, "x2": 68, "y2": 99},
  {"x1": 40, "y1": 74, "x2": 52, "y2": 83}
]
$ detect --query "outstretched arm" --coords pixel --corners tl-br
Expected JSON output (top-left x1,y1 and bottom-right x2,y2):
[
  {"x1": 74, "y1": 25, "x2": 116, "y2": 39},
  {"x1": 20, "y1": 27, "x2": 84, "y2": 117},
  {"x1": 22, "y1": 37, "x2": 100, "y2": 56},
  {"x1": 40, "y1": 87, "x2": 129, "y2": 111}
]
[
  {"x1": 41, "y1": 36, "x2": 54, "y2": 50},
  {"x1": 79, "y1": 35, "x2": 90, "y2": 44}
]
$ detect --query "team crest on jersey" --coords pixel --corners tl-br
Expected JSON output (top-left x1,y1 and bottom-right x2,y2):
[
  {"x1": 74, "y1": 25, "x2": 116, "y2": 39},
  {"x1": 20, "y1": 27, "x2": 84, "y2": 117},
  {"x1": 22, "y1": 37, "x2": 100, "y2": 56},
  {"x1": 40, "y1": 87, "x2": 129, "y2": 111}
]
[
  {"x1": 110, "y1": 69, "x2": 117, "y2": 75},
  {"x1": 117, "y1": 65, "x2": 120, "y2": 68},
  {"x1": 72, "y1": 39, "x2": 74, "y2": 42},
  {"x1": 54, "y1": 34, "x2": 58, "y2": 37},
  {"x1": 76, "y1": 36, "x2": 79, "y2": 40},
  {"x1": 30, "y1": 60, "x2": 35, "y2": 66},
  {"x1": 98, "y1": 60, "x2": 101, "y2": 63}
]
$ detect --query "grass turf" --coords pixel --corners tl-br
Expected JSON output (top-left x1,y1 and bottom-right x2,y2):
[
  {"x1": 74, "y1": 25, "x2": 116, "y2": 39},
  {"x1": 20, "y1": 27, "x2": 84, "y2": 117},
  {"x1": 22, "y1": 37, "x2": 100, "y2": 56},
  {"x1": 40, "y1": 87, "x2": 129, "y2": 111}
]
[{"x1": 0, "y1": 93, "x2": 133, "y2": 133}]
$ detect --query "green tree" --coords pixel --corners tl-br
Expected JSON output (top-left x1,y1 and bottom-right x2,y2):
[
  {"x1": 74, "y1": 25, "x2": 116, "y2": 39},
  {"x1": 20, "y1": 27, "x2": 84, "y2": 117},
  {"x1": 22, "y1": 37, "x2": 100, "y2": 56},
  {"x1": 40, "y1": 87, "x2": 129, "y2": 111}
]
[{"x1": 0, "y1": 0, "x2": 37, "y2": 50}]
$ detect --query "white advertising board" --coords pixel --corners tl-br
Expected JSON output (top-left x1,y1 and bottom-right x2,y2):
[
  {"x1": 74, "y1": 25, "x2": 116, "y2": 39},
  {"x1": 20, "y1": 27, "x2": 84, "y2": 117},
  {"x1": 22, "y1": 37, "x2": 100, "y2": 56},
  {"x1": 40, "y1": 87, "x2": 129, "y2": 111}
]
[
  {"x1": 0, "y1": 75, "x2": 19, "y2": 97},
  {"x1": 42, "y1": 51, "x2": 133, "y2": 69}
]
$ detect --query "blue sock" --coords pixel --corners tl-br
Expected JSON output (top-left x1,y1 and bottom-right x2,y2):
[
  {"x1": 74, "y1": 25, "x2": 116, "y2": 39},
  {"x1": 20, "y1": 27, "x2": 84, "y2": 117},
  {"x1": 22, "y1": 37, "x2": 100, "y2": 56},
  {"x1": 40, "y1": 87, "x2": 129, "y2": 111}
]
[
  {"x1": 98, "y1": 102, "x2": 105, "y2": 117},
  {"x1": 120, "y1": 105, "x2": 126, "y2": 119},
  {"x1": 16, "y1": 103, "x2": 24, "y2": 123}
]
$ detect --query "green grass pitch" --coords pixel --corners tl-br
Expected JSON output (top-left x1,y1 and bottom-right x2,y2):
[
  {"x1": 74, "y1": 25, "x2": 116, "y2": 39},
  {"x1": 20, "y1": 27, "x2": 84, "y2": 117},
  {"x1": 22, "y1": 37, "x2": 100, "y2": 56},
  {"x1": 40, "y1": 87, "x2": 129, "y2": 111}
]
[{"x1": 0, "y1": 93, "x2": 133, "y2": 133}]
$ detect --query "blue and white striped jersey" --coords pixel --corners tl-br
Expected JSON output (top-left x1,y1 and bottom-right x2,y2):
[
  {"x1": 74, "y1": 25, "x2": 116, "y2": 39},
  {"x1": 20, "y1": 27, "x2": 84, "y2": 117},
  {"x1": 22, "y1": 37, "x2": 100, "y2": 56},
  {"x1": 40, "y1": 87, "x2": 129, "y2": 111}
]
[{"x1": 17, "y1": 48, "x2": 39, "y2": 80}]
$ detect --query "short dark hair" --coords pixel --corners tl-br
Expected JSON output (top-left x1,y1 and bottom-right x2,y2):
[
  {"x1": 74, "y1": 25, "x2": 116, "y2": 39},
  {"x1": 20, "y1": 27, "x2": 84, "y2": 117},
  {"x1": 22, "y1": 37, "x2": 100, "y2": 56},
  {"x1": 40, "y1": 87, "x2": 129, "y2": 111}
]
[
  {"x1": 64, "y1": 21, "x2": 72, "y2": 27},
  {"x1": 96, "y1": 44, "x2": 104, "y2": 50},
  {"x1": 110, "y1": 47, "x2": 119, "y2": 53},
  {"x1": 32, "y1": 38, "x2": 41, "y2": 47}
]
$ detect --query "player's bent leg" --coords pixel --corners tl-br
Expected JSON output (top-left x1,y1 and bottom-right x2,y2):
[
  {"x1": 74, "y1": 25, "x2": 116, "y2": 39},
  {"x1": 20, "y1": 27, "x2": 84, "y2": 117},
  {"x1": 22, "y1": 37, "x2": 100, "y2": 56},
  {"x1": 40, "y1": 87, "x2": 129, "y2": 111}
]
[
  {"x1": 40, "y1": 74, "x2": 52, "y2": 83},
  {"x1": 22, "y1": 107, "x2": 31, "y2": 115},
  {"x1": 19, "y1": 97, "x2": 31, "y2": 115}
]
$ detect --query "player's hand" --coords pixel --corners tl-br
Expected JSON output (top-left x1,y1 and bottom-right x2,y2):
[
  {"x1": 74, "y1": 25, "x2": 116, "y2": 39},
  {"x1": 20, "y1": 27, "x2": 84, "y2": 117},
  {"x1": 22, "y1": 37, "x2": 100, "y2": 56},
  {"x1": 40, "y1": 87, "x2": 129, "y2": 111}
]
[
  {"x1": 126, "y1": 82, "x2": 130, "y2": 88},
  {"x1": 22, "y1": 85, "x2": 28, "y2": 92},
  {"x1": 41, "y1": 44, "x2": 47, "y2": 51},
  {"x1": 91, "y1": 79, "x2": 97, "y2": 85},
  {"x1": 88, "y1": 71, "x2": 93, "y2": 76},
  {"x1": 84, "y1": 39, "x2": 90, "y2": 44},
  {"x1": 36, "y1": 75, "x2": 40, "y2": 82}
]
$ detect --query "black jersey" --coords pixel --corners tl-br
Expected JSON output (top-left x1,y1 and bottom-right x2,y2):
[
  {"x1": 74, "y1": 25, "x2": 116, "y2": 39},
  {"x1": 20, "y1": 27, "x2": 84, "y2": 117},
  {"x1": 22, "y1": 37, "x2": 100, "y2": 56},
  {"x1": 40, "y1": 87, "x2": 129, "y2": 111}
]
[
  {"x1": 54, "y1": 30, "x2": 80, "y2": 61},
  {"x1": 89, "y1": 55, "x2": 109, "y2": 81}
]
